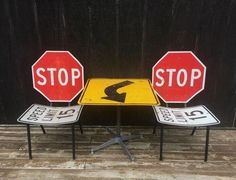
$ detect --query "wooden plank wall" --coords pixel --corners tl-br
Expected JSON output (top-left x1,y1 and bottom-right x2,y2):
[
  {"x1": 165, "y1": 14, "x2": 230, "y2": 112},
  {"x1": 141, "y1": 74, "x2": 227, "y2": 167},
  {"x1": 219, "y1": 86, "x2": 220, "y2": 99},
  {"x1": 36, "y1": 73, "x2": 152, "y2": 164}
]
[{"x1": 1, "y1": 0, "x2": 236, "y2": 125}]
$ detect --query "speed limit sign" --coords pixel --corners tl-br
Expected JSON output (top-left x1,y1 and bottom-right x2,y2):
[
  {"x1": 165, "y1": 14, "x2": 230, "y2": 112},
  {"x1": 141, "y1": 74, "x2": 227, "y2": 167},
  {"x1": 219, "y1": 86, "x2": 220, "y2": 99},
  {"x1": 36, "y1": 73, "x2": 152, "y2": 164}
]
[
  {"x1": 153, "y1": 105, "x2": 220, "y2": 127},
  {"x1": 17, "y1": 104, "x2": 83, "y2": 125}
]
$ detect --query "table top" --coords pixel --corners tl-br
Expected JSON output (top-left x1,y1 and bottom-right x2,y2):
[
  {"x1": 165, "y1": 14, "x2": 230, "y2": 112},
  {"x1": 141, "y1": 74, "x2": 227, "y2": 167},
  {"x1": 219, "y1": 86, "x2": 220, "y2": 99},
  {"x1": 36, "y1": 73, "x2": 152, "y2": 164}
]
[{"x1": 78, "y1": 78, "x2": 160, "y2": 106}]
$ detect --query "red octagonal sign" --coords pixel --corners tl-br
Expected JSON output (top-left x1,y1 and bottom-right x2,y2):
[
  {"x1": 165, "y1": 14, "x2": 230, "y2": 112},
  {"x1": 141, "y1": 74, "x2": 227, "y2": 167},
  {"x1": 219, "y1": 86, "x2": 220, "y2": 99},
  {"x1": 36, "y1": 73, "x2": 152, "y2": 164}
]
[
  {"x1": 152, "y1": 51, "x2": 206, "y2": 103},
  {"x1": 32, "y1": 51, "x2": 84, "y2": 102}
]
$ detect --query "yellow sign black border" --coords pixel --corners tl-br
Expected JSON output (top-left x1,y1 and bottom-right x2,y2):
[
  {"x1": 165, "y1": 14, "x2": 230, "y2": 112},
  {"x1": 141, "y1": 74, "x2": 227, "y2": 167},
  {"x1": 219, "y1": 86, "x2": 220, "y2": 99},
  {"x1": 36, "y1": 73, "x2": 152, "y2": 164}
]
[{"x1": 78, "y1": 78, "x2": 160, "y2": 106}]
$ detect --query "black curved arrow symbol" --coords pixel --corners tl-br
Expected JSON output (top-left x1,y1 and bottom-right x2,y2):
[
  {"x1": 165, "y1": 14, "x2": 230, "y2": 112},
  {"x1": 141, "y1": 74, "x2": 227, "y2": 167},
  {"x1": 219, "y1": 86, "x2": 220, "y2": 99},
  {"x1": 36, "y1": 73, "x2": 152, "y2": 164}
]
[{"x1": 102, "y1": 80, "x2": 134, "y2": 103}]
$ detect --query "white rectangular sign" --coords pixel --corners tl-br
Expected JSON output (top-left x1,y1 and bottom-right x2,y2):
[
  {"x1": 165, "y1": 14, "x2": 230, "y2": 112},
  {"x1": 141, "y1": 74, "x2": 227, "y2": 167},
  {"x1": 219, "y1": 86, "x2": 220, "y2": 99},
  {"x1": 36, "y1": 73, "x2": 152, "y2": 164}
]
[
  {"x1": 17, "y1": 104, "x2": 83, "y2": 125},
  {"x1": 153, "y1": 105, "x2": 220, "y2": 127}
]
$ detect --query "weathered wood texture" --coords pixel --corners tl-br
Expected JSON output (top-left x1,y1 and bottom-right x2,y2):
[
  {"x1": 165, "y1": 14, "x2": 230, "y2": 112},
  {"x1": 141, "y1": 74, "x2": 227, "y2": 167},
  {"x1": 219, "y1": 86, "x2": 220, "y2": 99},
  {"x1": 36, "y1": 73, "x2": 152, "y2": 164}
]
[
  {"x1": 2, "y1": 0, "x2": 236, "y2": 125},
  {"x1": 0, "y1": 125, "x2": 236, "y2": 179}
]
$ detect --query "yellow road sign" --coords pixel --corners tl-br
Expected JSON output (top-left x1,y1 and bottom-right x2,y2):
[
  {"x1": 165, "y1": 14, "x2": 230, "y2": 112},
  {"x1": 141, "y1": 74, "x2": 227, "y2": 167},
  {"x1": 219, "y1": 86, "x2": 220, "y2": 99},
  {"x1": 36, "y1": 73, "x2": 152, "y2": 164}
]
[{"x1": 78, "y1": 78, "x2": 160, "y2": 106}]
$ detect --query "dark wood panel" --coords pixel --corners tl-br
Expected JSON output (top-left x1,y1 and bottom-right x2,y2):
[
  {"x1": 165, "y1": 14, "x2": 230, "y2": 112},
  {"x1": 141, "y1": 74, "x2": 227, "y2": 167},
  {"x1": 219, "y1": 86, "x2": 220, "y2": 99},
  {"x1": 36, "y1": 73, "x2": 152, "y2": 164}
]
[{"x1": 1, "y1": 0, "x2": 236, "y2": 126}]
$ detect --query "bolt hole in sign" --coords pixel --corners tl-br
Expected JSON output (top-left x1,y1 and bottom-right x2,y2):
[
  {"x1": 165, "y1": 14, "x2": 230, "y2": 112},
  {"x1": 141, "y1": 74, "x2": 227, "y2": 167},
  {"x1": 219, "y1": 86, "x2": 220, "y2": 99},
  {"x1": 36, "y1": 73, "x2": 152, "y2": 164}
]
[
  {"x1": 32, "y1": 51, "x2": 84, "y2": 102},
  {"x1": 152, "y1": 51, "x2": 206, "y2": 103}
]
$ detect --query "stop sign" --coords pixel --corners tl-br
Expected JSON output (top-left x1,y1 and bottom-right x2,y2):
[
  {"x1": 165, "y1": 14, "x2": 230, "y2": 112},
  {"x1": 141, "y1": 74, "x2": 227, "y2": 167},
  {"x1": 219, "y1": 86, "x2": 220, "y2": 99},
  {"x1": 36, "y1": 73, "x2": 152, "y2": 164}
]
[
  {"x1": 32, "y1": 51, "x2": 84, "y2": 102},
  {"x1": 152, "y1": 51, "x2": 206, "y2": 103}
]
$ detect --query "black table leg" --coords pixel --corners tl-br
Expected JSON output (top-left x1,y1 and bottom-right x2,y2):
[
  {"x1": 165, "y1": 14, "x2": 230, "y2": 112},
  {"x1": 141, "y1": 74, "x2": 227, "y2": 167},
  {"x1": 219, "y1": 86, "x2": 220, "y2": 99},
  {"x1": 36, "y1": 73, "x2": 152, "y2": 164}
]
[
  {"x1": 91, "y1": 106, "x2": 138, "y2": 161},
  {"x1": 27, "y1": 124, "x2": 32, "y2": 159},
  {"x1": 72, "y1": 124, "x2": 75, "y2": 160},
  {"x1": 204, "y1": 126, "x2": 210, "y2": 162},
  {"x1": 160, "y1": 125, "x2": 164, "y2": 161},
  {"x1": 153, "y1": 125, "x2": 157, "y2": 134},
  {"x1": 40, "y1": 125, "x2": 46, "y2": 134},
  {"x1": 79, "y1": 123, "x2": 83, "y2": 134},
  {"x1": 191, "y1": 127, "x2": 197, "y2": 136}
]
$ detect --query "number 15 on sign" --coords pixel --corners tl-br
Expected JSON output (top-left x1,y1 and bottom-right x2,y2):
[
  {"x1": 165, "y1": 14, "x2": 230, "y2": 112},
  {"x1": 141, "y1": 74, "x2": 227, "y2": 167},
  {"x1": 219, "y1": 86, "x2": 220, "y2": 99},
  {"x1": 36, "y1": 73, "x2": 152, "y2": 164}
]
[{"x1": 153, "y1": 105, "x2": 220, "y2": 127}]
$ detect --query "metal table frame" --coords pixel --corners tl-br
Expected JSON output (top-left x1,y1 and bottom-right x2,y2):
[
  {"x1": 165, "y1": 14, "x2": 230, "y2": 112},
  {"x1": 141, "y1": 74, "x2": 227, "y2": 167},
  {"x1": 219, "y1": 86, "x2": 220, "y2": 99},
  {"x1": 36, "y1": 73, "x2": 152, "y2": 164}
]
[
  {"x1": 79, "y1": 78, "x2": 160, "y2": 161},
  {"x1": 91, "y1": 106, "x2": 140, "y2": 161}
]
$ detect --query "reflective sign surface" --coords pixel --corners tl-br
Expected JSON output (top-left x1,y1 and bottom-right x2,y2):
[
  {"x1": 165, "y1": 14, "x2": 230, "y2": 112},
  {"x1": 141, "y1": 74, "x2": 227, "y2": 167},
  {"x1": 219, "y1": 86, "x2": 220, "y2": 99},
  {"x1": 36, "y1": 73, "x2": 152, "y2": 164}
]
[
  {"x1": 17, "y1": 104, "x2": 83, "y2": 125},
  {"x1": 153, "y1": 105, "x2": 220, "y2": 127},
  {"x1": 78, "y1": 79, "x2": 160, "y2": 105}
]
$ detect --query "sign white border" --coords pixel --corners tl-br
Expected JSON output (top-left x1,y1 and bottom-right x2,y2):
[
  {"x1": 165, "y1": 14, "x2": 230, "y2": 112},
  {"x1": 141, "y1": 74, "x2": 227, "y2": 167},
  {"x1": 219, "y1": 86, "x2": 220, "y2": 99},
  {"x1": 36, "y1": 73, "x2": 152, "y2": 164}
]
[
  {"x1": 152, "y1": 51, "x2": 206, "y2": 103},
  {"x1": 17, "y1": 104, "x2": 83, "y2": 126},
  {"x1": 153, "y1": 105, "x2": 220, "y2": 127},
  {"x1": 32, "y1": 51, "x2": 84, "y2": 102}
]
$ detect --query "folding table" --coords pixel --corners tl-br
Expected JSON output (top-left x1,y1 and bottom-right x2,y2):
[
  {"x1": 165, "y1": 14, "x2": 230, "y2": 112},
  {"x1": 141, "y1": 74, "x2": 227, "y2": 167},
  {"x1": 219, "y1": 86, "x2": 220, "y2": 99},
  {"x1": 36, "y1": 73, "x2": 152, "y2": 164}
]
[{"x1": 78, "y1": 78, "x2": 160, "y2": 160}]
